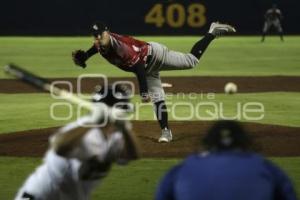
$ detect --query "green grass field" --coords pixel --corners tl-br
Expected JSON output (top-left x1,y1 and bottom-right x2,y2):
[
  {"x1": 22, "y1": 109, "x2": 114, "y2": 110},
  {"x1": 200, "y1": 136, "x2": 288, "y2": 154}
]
[
  {"x1": 0, "y1": 36, "x2": 300, "y2": 199},
  {"x1": 1, "y1": 36, "x2": 300, "y2": 78},
  {"x1": 0, "y1": 92, "x2": 300, "y2": 134}
]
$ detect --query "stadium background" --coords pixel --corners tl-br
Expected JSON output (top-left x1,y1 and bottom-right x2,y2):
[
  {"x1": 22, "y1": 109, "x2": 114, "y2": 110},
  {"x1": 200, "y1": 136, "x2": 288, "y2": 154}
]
[
  {"x1": 1, "y1": 0, "x2": 300, "y2": 35},
  {"x1": 0, "y1": 0, "x2": 300, "y2": 199}
]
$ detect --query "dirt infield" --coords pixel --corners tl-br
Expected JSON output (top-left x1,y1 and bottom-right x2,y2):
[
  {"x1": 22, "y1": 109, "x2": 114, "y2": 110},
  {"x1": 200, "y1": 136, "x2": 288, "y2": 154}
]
[
  {"x1": 1, "y1": 76, "x2": 299, "y2": 158},
  {"x1": 0, "y1": 121, "x2": 299, "y2": 158},
  {"x1": 1, "y1": 76, "x2": 300, "y2": 94}
]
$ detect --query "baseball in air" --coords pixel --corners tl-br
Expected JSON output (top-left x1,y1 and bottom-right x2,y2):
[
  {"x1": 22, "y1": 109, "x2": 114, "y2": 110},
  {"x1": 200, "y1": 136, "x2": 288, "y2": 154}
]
[{"x1": 224, "y1": 82, "x2": 238, "y2": 94}]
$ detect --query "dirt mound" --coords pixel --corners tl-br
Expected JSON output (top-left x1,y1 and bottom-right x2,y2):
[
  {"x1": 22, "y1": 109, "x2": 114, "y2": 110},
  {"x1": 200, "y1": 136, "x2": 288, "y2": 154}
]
[
  {"x1": 0, "y1": 121, "x2": 299, "y2": 158},
  {"x1": 1, "y1": 76, "x2": 300, "y2": 93}
]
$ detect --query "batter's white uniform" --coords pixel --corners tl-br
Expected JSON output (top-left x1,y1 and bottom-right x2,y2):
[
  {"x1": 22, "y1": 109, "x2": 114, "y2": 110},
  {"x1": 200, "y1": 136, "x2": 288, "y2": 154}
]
[{"x1": 15, "y1": 116, "x2": 124, "y2": 200}]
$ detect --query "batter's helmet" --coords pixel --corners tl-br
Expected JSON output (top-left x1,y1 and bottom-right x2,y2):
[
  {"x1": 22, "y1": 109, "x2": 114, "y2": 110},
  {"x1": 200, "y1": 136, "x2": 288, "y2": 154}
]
[
  {"x1": 92, "y1": 84, "x2": 133, "y2": 111},
  {"x1": 203, "y1": 120, "x2": 252, "y2": 151}
]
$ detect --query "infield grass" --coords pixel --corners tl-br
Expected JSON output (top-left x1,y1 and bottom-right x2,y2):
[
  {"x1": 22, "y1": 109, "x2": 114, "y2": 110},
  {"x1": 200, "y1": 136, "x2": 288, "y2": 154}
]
[
  {"x1": 1, "y1": 36, "x2": 300, "y2": 78},
  {"x1": 0, "y1": 92, "x2": 299, "y2": 134},
  {"x1": 0, "y1": 157, "x2": 299, "y2": 199}
]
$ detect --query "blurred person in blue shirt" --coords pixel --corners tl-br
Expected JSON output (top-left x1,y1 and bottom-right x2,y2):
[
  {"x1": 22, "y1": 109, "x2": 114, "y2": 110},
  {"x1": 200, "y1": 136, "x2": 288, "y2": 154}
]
[{"x1": 156, "y1": 120, "x2": 297, "y2": 200}]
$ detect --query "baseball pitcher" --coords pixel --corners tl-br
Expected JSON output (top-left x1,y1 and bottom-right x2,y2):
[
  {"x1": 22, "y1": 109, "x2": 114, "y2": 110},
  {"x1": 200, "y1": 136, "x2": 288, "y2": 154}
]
[{"x1": 72, "y1": 22, "x2": 236, "y2": 143}]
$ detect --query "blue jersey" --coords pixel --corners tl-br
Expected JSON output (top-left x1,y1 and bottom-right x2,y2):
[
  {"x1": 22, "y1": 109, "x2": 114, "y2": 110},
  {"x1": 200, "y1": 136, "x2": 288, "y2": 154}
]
[{"x1": 156, "y1": 151, "x2": 297, "y2": 200}]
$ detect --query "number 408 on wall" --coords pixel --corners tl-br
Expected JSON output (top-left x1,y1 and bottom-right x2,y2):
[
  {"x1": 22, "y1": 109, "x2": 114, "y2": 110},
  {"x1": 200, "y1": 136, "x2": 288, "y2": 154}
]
[{"x1": 145, "y1": 3, "x2": 207, "y2": 28}]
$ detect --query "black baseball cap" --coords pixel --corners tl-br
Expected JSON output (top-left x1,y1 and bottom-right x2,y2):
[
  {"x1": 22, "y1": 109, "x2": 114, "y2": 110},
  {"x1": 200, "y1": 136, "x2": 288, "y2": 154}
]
[{"x1": 91, "y1": 22, "x2": 109, "y2": 37}]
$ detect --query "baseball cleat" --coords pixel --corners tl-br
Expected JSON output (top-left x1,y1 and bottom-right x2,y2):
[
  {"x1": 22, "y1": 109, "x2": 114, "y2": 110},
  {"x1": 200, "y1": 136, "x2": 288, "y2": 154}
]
[
  {"x1": 208, "y1": 22, "x2": 236, "y2": 37},
  {"x1": 158, "y1": 128, "x2": 173, "y2": 143}
]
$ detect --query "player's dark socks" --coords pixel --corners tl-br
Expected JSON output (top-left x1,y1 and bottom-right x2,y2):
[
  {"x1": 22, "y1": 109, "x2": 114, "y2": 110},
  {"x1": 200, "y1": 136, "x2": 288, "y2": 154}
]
[
  {"x1": 279, "y1": 32, "x2": 284, "y2": 41},
  {"x1": 261, "y1": 34, "x2": 266, "y2": 42},
  {"x1": 190, "y1": 33, "x2": 215, "y2": 59},
  {"x1": 154, "y1": 101, "x2": 169, "y2": 129}
]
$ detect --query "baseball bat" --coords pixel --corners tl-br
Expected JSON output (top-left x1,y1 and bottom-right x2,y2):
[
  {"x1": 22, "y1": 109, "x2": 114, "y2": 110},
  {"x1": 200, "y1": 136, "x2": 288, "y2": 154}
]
[
  {"x1": 3, "y1": 64, "x2": 127, "y2": 117},
  {"x1": 4, "y1": 64, "x2": 94, "y2": 111},
  {"x1": 4, "y1": 64, "x2": 140, "y2": 159}
]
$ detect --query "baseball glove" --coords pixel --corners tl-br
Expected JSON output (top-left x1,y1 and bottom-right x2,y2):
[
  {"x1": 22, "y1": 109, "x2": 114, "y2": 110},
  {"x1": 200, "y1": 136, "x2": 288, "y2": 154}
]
[{"x1": 72, "y1": 50, "x2": 88, "y2": 68}]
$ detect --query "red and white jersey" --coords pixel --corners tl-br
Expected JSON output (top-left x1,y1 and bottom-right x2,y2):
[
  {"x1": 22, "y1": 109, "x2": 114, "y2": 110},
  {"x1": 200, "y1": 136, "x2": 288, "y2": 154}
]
[{"x1": 99, "y1": 33, "x2": 149, "y2": 71}]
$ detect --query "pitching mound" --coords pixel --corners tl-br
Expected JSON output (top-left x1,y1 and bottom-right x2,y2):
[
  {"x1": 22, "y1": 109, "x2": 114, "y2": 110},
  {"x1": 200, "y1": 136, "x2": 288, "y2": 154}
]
[
  {"x1": 0, "y1": 121, "x2": 299, "y2": 158},
  {"x1": 1, "y1": 76, "x2": 300, "y2": 93}
]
